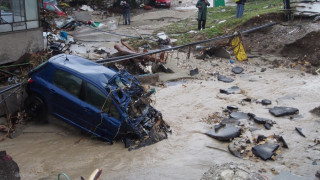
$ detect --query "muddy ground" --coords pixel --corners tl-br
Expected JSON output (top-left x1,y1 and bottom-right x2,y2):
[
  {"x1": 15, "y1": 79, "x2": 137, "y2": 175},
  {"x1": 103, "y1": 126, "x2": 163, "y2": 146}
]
[{"x1": 2, "y1": 0, "x2": 320, "y2": 179}]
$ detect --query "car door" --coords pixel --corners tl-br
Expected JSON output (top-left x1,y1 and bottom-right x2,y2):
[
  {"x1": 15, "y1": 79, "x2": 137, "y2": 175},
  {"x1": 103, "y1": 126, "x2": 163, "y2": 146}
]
[
  {"x1": 49, "y1": 69, "x2": 87, "y2": 128},
  {"x1": 81, "y1": 82, "x2": 122, "y2": 141}
]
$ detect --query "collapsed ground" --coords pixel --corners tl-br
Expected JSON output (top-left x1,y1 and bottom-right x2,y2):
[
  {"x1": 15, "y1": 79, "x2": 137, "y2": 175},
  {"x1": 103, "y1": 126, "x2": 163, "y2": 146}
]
[{"x1": 1, "y1": 1, "x2": 320, "y2": 180}]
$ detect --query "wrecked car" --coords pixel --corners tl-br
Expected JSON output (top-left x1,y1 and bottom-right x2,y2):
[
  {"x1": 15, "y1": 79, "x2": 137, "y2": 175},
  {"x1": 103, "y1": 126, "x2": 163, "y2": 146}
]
[{"x1": 24, "y1": 54, "x2": 169, "y2": 146}]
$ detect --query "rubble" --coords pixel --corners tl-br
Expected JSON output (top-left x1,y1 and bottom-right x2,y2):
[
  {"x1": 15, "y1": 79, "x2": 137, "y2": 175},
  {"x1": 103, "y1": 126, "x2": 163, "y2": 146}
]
[
  {"x1": 217, "y1": 75, "x2": 234, "y2": 83},
  {"x1": 252, "y1": 143, "x2": 280, "y2": 161},
  {"x1": 220, "y1": 86, "x2": 240, "y2": 95},
  {"x1": 261, "y1": 99, "x2": 272, "y2": 105},
  {"x1": 205, "y1": 124, "x2": 241, "y2": 141},
  {"x1": 269, "y1": 106, "x2": 299, "y2": 117},
  {"x1": 232, "y1": 66, "x2": 244, "y2": 74},
  {"x1": 295, "y1": 127, "x2": 306, "y2": 137}
]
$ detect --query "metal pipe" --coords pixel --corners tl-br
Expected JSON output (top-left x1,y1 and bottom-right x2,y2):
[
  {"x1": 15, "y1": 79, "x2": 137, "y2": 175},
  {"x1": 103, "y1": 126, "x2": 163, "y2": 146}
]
[
  {"x1": 0, "y1": 82, "x2": 23, "y2": 95},
  {"x1": 96, "y1": 22, "x2": 276, "y2": 64}
]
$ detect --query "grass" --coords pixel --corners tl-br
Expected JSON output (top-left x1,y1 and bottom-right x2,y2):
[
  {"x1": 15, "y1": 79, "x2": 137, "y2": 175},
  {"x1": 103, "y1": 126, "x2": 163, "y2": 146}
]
[{"x1": 156, "y1": 0, "x2": 283, "y2": 45}]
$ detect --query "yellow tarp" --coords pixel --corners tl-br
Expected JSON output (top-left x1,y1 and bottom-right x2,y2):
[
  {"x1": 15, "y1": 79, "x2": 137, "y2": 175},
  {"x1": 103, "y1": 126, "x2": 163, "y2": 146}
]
[{"x1": 231, "y1": 36, "x2": 247, "y2": 62}]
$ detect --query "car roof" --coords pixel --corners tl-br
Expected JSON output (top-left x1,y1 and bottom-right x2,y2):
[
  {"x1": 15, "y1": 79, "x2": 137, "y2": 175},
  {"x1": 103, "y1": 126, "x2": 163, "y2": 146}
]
[{"x1": 48, "y1": 54, "x2": 117, "y2": 87}]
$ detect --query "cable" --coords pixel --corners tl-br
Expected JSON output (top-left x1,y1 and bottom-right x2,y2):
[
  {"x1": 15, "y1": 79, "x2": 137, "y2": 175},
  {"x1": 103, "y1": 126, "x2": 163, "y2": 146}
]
[{"x1": 58, "y1": 173, "x2": 71, "y2": 180}]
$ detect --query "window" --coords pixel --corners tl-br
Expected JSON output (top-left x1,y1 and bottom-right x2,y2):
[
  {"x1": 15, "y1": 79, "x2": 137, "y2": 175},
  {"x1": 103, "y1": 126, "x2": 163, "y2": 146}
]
[
  {"x1": 85, "y1": 83, "x2": 121, "y2": 119},
  {"x1": 0, "y1": 0, "x2": 39, "y2": 33},
  {"x1": 53, "y1": 70, "x2": 82, "y2": 97}
]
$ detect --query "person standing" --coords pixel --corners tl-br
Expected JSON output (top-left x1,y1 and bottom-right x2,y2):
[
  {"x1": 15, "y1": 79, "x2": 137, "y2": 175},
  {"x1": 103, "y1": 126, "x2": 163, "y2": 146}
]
[
  {"x1": 236, "y1": 0, "x2": 246, "y2": 18},
  {"x1": 196, "y1": 0, "x2": 210, "y2": 30},
  {"x1": 122, "y1": 0, "x2": 130, "y2": 25}
]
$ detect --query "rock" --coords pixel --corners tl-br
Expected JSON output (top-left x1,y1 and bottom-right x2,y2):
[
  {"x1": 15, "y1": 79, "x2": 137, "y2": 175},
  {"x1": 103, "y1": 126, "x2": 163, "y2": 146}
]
[
  {"x1": 316, "y1": 170, "x2": 320, "y2": 178},
  {"x1": 230, "y1": 112, "x2": 249, "y2": 120},
  {"x1": 205, "y1": 124, "x2": 241, "y2": 141},
  {"x1": 261, "y1": 68, "x2": 267, "y2": 72},
  {"x1": 220, "y1": 86, "x2": 240, "y2": 94},
  {"x1": 227, "y1": 105, "x2": 238, "y2": 111},
  {"x1": 221, "y1": 118, "x2": 240, "y2": 125},
  {"x1": 253, "y1": 116, "x2": 270, "y2": 124},
  {"x1": 264, "y1": 123, "x2": 272, "y2": 130},
  {"x1": 252, "y1": 143, "x2": 280, "y2": 160},
  {"x1": 0, "y1": 151, "x2": 20, "y2": 180},
  {"x1": 275, "y1": 135, "x2": 289, "y2": 149},
  {"x1": 218, "y1": 75, "x2": 234, "y2": 83},
  {"x1": 269, "y1": 106, "x2": 299, "y2": 117},
  {"x1": 228, "y1": 142, "x2": 243, "y2": 158},
  {"x1": 261, "y1": 99, "x2": 272, "y2": 105},
  {"x1": 190, "y1": 68, "x2": 199, "y2": 76},
  {"x1": 232, "y1": 66, "x2": 244, "y2": 74},
  {"x1": 206, "y1": 47, "x2": 231, "y2": 59},
  {"x1": 295, "y1": 127, "x2": 306, "y2": 137},
  {"x1": 220, "y1": 169, "x2": 234, "y2": 180}
]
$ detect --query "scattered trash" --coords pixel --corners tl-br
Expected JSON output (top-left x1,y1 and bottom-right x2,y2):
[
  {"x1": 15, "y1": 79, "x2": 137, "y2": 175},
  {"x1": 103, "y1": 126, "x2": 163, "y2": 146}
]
[
  {"x1": 261, "y1": 99, "x2": 271, "y2": 105},
  {"x1": 231, "y1": 34, "x2": 247, "y2": 62},
  {"x1": 269, "y1": 106, "x2": 299, "y2": 117},
  {"x1": 80, "y1": 5, "x2": 94, "y2": 12},
  {"x1": 229, "y1": 59, "x2": 234, "y2": 64},
  {"x1": 295, "y1": 127, "x2": 306, "y2": 137},
  {"x1": 218, "y1": 75, "x2": 234, "y2": 83},
  {"x1": 205, "y1": 124, "x2": 241, "y2": 141},
  {"x1": 232, "y1": 66, "x2": 244, "y2": 74},
  {"x1": 157, "y1": 32, "x2": 170, "y2": 45},
  {"x1": 220, "y1": 86, "x2": 240, "y2": 94},
  {"x1": 190, "y1": 68, "x2": 199, "y2": 76}
]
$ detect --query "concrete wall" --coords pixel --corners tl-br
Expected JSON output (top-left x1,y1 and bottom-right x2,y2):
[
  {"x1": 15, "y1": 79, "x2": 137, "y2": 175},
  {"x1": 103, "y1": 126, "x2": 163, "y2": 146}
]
[{"x1": 0, "y1": 28, "x2": 43, "y2": 65}]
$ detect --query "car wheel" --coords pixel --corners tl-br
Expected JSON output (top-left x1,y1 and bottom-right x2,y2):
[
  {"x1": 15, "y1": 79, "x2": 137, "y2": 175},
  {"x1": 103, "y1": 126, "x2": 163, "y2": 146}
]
[{"x1": 24, "y1": 95, "x2": 47, "y2": 121}]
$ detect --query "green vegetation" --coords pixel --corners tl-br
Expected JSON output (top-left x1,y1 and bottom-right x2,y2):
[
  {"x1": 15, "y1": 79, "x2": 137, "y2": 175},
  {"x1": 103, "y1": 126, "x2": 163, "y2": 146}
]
[{"x1": 157, "y1": 0, "x2": 283, "y2": 45}]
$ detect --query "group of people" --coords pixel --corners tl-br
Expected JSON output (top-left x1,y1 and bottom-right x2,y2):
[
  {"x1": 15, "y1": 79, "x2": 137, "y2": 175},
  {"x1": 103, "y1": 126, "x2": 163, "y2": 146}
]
[{"x1": 196, "y1": 0, "x2": 246, "y2": 30}]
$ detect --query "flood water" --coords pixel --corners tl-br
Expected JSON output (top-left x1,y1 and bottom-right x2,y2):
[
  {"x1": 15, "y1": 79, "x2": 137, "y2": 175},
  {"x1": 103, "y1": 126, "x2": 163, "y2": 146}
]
[{"x1": 2, "y1": 56, "x2": 320, "y2": 179}]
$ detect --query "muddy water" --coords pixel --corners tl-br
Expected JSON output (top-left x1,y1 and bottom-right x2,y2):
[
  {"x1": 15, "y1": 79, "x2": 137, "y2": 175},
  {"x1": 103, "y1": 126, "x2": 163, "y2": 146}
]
[{"x1": 2, "y1": 53, "x2": 320, "y2": 179}]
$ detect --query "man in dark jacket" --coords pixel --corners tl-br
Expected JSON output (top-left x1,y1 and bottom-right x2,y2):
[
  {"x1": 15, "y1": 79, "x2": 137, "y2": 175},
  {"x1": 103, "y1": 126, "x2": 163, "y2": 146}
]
[
  {"x1": 122, "y1": 0, "x2": 130, "y2": 25},
  {"x1": 196, "y1": 0, "x2": 210, "y2": 30},
  {"x1": 236, "y1": 0, "x2": 246, "y2": 18}
]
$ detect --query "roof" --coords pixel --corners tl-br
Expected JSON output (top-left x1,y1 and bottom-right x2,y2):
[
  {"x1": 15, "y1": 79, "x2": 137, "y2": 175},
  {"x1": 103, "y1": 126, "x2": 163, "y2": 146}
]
[{"x1": 48, "y1": 54, "x2": 116, "y2": 87}]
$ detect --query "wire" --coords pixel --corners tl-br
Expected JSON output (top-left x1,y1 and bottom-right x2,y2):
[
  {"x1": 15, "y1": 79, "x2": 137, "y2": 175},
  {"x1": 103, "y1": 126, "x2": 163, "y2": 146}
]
[{"x1": 85, "y1": 25, "x2": 141, "y2": 39}]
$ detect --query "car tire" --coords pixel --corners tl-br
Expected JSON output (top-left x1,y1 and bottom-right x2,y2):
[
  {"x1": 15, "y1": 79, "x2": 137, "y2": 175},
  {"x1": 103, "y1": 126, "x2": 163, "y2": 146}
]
[{"x1": 24, "y1": 94, "x2": 48, "y2": 121}]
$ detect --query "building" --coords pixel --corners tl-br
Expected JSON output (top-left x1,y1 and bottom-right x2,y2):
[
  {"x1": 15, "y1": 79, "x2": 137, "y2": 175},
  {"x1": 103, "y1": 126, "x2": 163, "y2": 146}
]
[{"x1": 0, "y1": 0, "x2": 43, "y2": 64}]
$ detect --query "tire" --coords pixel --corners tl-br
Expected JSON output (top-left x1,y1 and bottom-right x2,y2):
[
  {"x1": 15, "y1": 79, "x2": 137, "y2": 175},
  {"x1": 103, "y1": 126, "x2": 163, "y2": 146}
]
[{"x1": 24, "y1": 95, "x2": 48, "y2": 121}]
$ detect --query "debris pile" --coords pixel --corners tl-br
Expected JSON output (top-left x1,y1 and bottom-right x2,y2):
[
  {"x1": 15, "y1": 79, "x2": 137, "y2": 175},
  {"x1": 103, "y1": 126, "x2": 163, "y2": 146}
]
[{"x1": 204, "y1": 102, "x2": 299, "y2": 161}]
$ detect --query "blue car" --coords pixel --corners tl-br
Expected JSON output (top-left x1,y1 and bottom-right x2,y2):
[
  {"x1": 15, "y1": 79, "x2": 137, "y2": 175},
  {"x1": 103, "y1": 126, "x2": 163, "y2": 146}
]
[{"x1": 25, "y1": 54, "x2": 168, "y2": 144}]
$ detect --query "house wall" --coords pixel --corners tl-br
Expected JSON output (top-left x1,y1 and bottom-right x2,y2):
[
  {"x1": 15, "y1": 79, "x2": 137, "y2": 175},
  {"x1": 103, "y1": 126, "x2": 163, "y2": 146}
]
[{"x1": 0, "y1": 28, "x2": 43, "y2": 65}]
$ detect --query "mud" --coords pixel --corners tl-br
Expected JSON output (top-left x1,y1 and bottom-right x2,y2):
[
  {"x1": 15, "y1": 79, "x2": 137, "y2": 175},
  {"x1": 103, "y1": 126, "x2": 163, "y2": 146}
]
[{"x1": 1, "y1": 0, "x2": 320, "y2": 179}]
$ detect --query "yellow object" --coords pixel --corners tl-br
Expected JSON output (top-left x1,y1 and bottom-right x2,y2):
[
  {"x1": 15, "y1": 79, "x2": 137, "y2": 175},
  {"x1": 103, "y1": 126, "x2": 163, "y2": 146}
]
[
  {"x1": 235, "y1": 0, "x2": 240, "y2": 2},
  {"x1": 231, "y1": 35, "x2": 247, "y2": 62}
]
